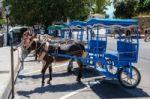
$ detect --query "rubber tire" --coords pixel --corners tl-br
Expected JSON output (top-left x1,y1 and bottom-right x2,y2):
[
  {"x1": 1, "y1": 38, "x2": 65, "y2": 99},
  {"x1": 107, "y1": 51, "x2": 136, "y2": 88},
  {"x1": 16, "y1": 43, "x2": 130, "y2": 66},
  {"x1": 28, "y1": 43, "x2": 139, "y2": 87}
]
[{"x1": 118, "y1": 66, "x2": 141, "y2": 89}]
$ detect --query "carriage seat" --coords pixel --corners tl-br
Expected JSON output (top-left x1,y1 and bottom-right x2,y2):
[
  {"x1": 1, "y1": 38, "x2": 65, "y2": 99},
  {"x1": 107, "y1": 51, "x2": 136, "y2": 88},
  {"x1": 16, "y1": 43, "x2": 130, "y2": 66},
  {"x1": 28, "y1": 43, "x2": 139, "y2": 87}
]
[
  {"x1": 104, "y1": 41, "x2": 138, "y2": 62},
  {"x1": 86, "y1": 40, "x2": 106, "y2": 54}
]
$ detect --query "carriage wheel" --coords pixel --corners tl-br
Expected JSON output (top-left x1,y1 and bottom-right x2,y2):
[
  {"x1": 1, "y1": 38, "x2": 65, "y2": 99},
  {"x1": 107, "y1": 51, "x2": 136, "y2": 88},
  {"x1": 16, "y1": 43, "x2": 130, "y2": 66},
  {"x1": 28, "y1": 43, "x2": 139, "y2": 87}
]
[
  {"x1": 106, "y1": 59, "x2": 118, "y2": 75},
  {"x1": 118, "y1": 66, "x2": 141, "y2": 88}
]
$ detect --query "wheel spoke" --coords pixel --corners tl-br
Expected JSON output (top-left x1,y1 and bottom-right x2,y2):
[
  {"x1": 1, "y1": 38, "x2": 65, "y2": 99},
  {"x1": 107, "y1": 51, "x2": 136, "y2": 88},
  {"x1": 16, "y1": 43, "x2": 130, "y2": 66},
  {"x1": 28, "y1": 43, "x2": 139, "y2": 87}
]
[
  {"x1": 127, "y1": 77, "x2": 129, "y2": 83},
  {"x1": 132, "y1": 78, "x2": 138, "y2": 82},
  {"x1": 129, "y1": 79, "x2": 132, "y2": 85},
  {"x1": 122, "y1": 76, "x2": 128, "y2": 80},
  {"x1": 132, "y1": 74, "x2": 137, "y2": 77}
]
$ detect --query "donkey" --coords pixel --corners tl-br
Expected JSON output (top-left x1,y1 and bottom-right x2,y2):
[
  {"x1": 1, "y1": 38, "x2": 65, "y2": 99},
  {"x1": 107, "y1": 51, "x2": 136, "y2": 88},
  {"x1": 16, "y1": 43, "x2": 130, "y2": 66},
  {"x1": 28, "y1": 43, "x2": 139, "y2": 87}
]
[{"x1": 22, "y1": 32, "x2": 85, "y2": 86}]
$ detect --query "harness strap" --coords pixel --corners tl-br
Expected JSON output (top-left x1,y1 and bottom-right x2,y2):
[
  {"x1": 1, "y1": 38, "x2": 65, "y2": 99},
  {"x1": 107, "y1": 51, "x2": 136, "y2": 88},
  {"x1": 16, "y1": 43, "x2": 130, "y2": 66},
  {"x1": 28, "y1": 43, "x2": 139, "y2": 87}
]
[{"x1": 37, "y1": 42, "x2": 50, "y2": 61}]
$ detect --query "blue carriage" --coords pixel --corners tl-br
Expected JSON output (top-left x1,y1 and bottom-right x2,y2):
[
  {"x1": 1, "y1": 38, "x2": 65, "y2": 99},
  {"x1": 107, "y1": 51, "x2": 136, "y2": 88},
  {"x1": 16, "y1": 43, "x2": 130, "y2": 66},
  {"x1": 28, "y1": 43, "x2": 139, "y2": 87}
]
[
  {"x1": 84, "y1": 18, "x2": 141, "y2": 88},
  {"x1": 48, "y1": 24, "x2": 69, "y2": 38},
  {"x1": 69, "y1": 21, "x2": 87, "y2": 41}
]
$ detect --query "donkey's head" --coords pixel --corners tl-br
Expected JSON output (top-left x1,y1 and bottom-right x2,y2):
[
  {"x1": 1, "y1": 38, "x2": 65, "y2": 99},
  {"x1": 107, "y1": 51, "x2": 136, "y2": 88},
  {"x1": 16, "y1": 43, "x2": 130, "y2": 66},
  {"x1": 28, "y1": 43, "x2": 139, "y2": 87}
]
[{"x1": 22, "y1": 31, "x2": 39, "y2": 50}]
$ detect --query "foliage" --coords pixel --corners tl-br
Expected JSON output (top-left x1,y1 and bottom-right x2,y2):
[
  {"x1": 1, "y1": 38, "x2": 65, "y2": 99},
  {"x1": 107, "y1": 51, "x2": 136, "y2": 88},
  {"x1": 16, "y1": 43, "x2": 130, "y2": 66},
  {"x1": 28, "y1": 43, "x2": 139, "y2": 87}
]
[
  {"x1": 2, "y1": 0, "x2": 111, "y2": 32},
  {"x1": 3, "y1": 0, "x2": 92, "y2": 27},
  {"x1": 90, "y1": 0, "x2": 111, "y2": 14},
  {"x1": 114, "y1": 0, "x2": 138, "y2": 18},
  {"x1": 0, "y1": 18, "x2": 5, "y2": 25},
  {"x1": 137, "y1": 0, "x2": 150, "y2": 13},
  {"x1": 114, "y1": 0, "x2": 150, "y2": 18}
]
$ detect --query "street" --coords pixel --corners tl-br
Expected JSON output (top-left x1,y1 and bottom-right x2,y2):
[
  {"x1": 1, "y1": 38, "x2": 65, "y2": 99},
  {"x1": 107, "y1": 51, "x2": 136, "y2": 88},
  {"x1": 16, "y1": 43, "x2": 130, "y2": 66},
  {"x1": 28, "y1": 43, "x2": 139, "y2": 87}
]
[{"x1": 15, "y1": 37, "x2": 150, "y2": 99}]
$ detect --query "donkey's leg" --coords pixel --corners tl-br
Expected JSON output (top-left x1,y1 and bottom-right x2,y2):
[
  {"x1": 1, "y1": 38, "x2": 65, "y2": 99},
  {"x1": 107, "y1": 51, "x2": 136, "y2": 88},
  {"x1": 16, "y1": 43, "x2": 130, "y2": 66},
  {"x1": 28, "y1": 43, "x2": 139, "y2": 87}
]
[
  {"x1": 47, "y1": 65, "x2": 52, "y2": 84},
  {"x1": 41, "y1": 61, "x2": 49, "y2": 87},
  {"x1": 33, "y1": 48, "x2": 37, "y2": 60},
  {"x1": 35, "y1": 52, "x2": 37, "y2": 60},
  {"x1": 67, "y1": 59, "x2": 74, "y2": 73},
  {"x1": 76, "y1": 60, "x2": 83, "y2": 82}
]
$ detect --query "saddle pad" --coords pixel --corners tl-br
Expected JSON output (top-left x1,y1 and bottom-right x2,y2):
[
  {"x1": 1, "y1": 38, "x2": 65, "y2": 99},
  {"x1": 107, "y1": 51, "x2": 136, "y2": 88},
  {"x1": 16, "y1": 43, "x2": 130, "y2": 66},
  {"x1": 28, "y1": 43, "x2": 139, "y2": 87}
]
[{"x1": 59, "y1": 44, "x2": 72, "y2": 51}]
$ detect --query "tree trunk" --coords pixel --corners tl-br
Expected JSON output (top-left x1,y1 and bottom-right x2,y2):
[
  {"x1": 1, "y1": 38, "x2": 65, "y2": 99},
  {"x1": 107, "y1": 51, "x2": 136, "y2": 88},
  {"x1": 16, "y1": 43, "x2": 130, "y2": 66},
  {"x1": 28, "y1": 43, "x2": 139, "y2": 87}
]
[{"x1": 44, "y1": 23, "x2": 49, "y2": 34}]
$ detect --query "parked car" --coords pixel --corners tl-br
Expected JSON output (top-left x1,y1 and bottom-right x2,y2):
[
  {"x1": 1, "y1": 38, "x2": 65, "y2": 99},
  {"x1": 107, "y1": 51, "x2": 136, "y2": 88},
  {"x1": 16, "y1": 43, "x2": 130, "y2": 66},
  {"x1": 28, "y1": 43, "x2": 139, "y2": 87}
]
[{"x1": 7, "y1": 26, "x2": 28, "y2": 45}]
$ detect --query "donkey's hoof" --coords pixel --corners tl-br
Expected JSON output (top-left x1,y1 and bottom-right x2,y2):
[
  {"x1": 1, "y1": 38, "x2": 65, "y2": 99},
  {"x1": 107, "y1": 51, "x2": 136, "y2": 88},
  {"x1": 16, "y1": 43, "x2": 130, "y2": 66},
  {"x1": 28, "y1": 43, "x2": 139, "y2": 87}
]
[
  {"x1": 76, "y1": 78, "x2": 81, "y2": 83},
  {"x1": 47, "y1": 80, "x2": 51, "y2": 85},
  {"x1": 41, "y1": 83, "x2": 45, "y2": 87}
]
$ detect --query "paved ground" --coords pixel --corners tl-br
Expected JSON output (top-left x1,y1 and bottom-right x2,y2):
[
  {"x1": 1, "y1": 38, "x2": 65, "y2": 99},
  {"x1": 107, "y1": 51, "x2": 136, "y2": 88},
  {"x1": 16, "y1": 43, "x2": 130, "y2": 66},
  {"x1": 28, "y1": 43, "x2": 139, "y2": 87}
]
[
  {"x1": 15, "y1": 37, "x2": 150, "y2": 99},
  {"x1": 0, "y1": 47, "x2": 21, "y2": 99}
]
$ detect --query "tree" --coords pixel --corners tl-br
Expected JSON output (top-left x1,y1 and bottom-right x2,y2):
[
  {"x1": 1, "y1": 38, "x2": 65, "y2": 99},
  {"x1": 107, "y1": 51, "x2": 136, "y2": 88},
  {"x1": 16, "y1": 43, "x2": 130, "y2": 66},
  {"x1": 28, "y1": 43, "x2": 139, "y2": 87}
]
[
  {"x1": 3, "y1": 0, "x2": 92, "y2": 30},
  {"x1": 114, "y1": 0, "x2": 150, "y2": 18},
  {"x1": 114, "y1": 0, "x2": 138, "y2": 18},
  {"x1": 137, "y1": 0, "x2": 150, "y2": 13},
  {"x1": 91, "y1": 0, "x2": 110, "y2": 14}
]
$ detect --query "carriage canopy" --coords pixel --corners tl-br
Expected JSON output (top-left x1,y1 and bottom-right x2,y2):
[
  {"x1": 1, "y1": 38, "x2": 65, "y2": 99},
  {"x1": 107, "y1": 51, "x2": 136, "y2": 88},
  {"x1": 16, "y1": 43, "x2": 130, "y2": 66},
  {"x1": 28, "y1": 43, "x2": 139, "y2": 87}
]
[
  {"x1": 69, "y1": 21, "x2": 87, "y2": 28},
  {"x1": 87, "y1": 18, "x2": 139, "y2": 28}
]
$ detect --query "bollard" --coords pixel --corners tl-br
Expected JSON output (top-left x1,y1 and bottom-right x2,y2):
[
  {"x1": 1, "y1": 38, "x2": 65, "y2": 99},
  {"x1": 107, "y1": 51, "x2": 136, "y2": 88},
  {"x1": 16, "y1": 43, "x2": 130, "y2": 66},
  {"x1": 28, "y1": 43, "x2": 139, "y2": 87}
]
[{"x1": 11, "y1": 46, "x2": 14, "y2": 98}]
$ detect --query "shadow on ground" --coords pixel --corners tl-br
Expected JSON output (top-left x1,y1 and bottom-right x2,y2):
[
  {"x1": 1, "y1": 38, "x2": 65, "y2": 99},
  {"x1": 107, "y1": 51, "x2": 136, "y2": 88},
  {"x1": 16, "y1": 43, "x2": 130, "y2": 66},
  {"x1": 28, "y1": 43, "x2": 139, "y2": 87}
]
[
  {"x1": 90, "y1": 80, "x2": 150, "y2": 98},
  {"x1": 17, "y1": 80, "x2": 149, "y2": 99},
  {"x1": 17, "y1": 83, "x2": 86, "y2": 98}
]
